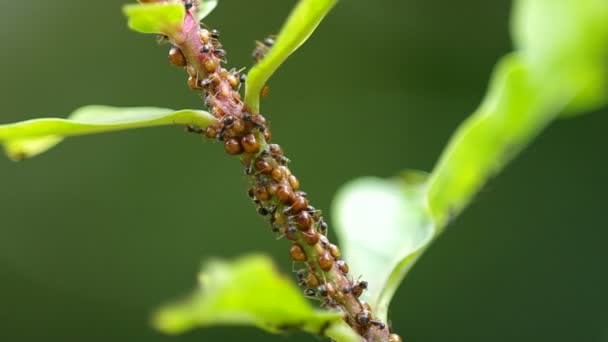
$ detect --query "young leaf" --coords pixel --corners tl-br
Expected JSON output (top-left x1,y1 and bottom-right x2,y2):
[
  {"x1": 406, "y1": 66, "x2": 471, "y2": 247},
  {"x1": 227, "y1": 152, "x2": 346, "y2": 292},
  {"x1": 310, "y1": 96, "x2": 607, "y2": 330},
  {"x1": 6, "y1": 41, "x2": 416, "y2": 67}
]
[
  {"x1": 123, "y1": 3, "x2": 185, "y2": 35},
  {"x1": 426, "y1": 54, "x2": 562, "y2": 225},
  {"x1": 512, "y1": 0, "x2": 608, "y2": 115},
  {"x1": 196, "y1": 0, "x2": 218, "y2": 21},
  {"x1": 332, "y1": 0, "x2": 608, "y2": 323},
  {"x1": 244, "y1": 0, "x2": 338, "y2": 112},
  {"x1": 332, "y1": 174, "x2": 435, "y2": 322},
  {"x1": 0, "y1": 106, "x2": 215, "y2": 161},
  {"x1": 154, "y1": 254, "x2": 361, "y2": 342}
]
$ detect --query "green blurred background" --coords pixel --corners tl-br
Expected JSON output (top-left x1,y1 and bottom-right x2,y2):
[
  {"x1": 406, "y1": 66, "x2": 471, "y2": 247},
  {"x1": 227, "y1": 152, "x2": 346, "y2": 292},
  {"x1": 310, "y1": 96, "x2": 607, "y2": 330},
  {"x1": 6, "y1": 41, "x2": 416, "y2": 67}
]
[{"x1": 1, "y1": 0, "x2": 607, "y2": 341}]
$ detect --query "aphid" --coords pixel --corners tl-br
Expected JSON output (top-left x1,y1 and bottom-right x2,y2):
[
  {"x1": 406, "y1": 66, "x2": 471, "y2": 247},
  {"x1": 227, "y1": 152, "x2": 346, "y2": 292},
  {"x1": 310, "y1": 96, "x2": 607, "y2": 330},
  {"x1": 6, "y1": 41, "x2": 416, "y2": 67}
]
[
  {"x1": 290, "y1": 243, "x2": 307, "y2": 262},
  {"x1": 241, "y1": 134, "x2": 260, "y2": 153},
  {"x1": 239, "y1": 74, "x2": 247, "y2": 83},
  {"x1": 276, "y1": 155, "x2": 291, "y2": 165},
  {"x1": 289, "y1": 195, "x2": 308, "y2": 213},
  {"x1": 370, "y1": 320, "x2": 386, "y2": 330},
  {"x1": 341, "y1": 284, "x2": 352, "y2": 294},
  {"x1": 275, "y1": 184, "x2": 294, "y2": 204},
  {"x1": 184, "y1": 0, "x2": 193, "y2": 10},
  {"x1": 277, "y1": 165, "x2": 291, "y2": 178},
  {"x1": 255, "y1": 157, "x2": 273, "y2": 173},
  {"x1": 269, "y1": 143, "x2": 283, "y2": 156},
  {"x1": 204, "y1": 58, "x2": 218, "y2": 73},
  {"x1": 243, "y1": 113, "x2": 268, "y2": 132},
  {"x1": 285, "y1": 225, "x2": 298, "y2": 241},
  {"x1": 227, "y1": 74, "x2": 239, "y2": 89},
  {"x1": 214, "y1": 48, "x2": 227, "y2": 59},
  {"x1": 352, "y1": 280, "x2": 368, "y2": 298},
  {"x1": 252, "y1": 42, "x2": 269, "y2": 63},
  {"x1": 200, "y1": 44, "x2": 211, "y2": 53},
  {"x1": 266, "y1": 182, "x2": 279, "y2": 196},
  {"x1": 317, "y1": 250, "x2": 333, "y2": 271},
  {"x1": 288, "y1": 175, "x2": 300, "y2": 190},
  {"x1": 304, "y1": 288, "x2": 316, "y2": 297},
  {"x1": 318, "y1": 220, "x2": 328, "y2": 235},
  {"x1": 252, "y1": 35, "x2": 275, "y2": 63},
  {"x1": 328, "y1": 244, "x2": 341, "y2": 259},
  {"x1": 222, "y1": 115, "x2": 235, "y2": 126},
  {"x1": 257, "y1": 206, "x2": 270, "y2": 216},
  {"x1": 261, "y1": 84, "x2": 270, "y2": 97},
  {"x1": 229, "y1": 119, "x2": 245, "y2": 135},
  {"x1": 302, "y1": 228, "x2": 319, "y2": 245},
  {"x1": 209, "y1": 72, "x2": 222, "y2": 85},
  {"x1": 309, "y1": 210, "x2": 323, "y2": 222},
  {"x1": 211, "y1": 29, "x2": 221, "y2": 39},
  {"x1": 336, "y1": 260, "x2": 349, "y2": 274},
  {"x1": 187, "y1": 76, "x2": 202, "y2": 90},
  {"x1": 296, "y1": 269, "x2": 306, "y2": 282},
  {"x1": 318, "y1": 235, "x2": 329, "y2": 247},
  {"x1": 200, "y1": 78, "x2": 212, "y2": 89},
  {"x1": 317, "y1": 284, "x2": 328, "y2": 297},
  {"x1": 313, "y1": 243, "x2": 325, "y2": 255},
  {"x1": 306, "y1": 273, "x2": 320, "y2": 288},
  {"x1": 205, "y1": 126, "x2": 218, "y2": 139},
  {"x1": 185, "y1": 125, "x2": 203, "y2": 134},
  {"x1": 156, "y1": 34, "x2": 170, "y2": 44},
  {"x1": 388, "y1": 334, "x2": 403, "y2": 342},
  {"x1": 217, "y1": 131, "x2": 225, "y2": 142},
  {"x1": 263, "y1": 129, "x2": 272, "y2": 143},
  {"x1": 254, "y1": 114, "x2": 268, "y2": 126},
  {"x1": 294, "y1": 211, "x2": 312, "y2": 230},
  {"x1": 356, "y1": 310, "x2": 371, "y2": 326},
  {"x1": 263, "y1": 36, "x2": 276, "y2": 47},
  {"x1": 224, "y1": 138, "x2": 243, "y2": 155},
  {"x1": 253, "y1": 185, "x2": 270, "y2": 201},
  {"x1": 271, "y1": 167, "x2": 284, "y2": 182},
  {"x1": 168, "y1": 46, "x2": 187, "y2": 67},
  {"x1": 199, "y1": 30, "x2": 211, "y2": 43}
]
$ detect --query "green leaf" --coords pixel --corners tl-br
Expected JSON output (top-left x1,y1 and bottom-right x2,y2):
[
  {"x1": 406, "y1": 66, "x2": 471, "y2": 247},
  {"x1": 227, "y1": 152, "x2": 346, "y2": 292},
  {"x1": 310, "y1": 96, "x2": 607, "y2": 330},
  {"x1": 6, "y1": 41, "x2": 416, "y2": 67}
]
[
  {"x1": 196, "y1": 0, "x2": 218, "y2": 21},
  {"x1": 332, "y1": 173, "x2": 435, "y2": 322},
  {"x1": 123, "y1": 3, "x2": 185, "y2": 35},
  {"x1": 426, "y1": 54, "x2": 564, "y2": 225},
  {"x1": 154, "y1": 254, "x2": 361, "y2": 342},
  {"x1": 332, "y1": 0, "x2": 608, "y2": 322},
  {"x1": 244, "y1": 0, "x2": 338, "y2": 113},
  {"x1": 0, "y1": 105, "x2": 215, "y2": 161},
  {"x1": 512, "y1": 0, "x2": 608, "y2": 115}
]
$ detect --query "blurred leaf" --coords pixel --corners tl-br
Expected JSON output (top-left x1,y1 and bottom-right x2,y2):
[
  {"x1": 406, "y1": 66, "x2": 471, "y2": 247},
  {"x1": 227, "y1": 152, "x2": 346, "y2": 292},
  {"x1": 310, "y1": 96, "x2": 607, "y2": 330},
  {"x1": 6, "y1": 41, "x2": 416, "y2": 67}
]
[
  {"x1": 0, "y1": 106, "x2": 215, "y2": 160},
  {"x1": 332, "y1": 174, "x2": 434, "y2": 322},
  {"x1": 196, "y1": 0, "x2": 218, "y2": 21},
  {"x1": 332, "y1": 0, "x2": 608, "y2": 322},
  {"x1": 245, "y1": 0, "x2": 338, "y2": 112},
  {"x1": 426, "y1": 55, "x2": 563, "y2": 225},
  {"x1": 123, "y1": 3, "x2": 185, "y2": 35},
  {"x1": 512, "y1": 0, "x2": 608, "y2": 115},
  {"x1": 154, "y1": 255, "x2": 361, "y2": 342}
]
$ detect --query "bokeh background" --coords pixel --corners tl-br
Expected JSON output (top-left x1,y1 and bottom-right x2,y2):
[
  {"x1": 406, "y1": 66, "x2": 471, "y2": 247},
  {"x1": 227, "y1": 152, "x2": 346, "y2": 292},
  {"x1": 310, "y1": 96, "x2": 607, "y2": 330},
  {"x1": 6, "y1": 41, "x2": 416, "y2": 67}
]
[{"x1": 1, "y1": 0, "x2": 607, "y2": 341}]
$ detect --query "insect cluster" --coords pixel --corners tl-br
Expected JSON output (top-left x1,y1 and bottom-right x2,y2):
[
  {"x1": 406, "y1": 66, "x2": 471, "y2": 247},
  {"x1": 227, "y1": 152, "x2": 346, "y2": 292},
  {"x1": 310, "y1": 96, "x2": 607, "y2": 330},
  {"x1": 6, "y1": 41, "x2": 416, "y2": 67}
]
[{"x1": 158, "y1": 1, "x2": 401, "y2": 340}]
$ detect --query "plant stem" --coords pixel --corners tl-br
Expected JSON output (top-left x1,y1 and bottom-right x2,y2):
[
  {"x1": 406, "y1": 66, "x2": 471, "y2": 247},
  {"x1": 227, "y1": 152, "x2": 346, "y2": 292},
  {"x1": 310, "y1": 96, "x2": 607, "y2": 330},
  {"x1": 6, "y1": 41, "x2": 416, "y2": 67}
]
[{"x1": 159, "y1": 2, "x2": 394, "y2": 341}]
